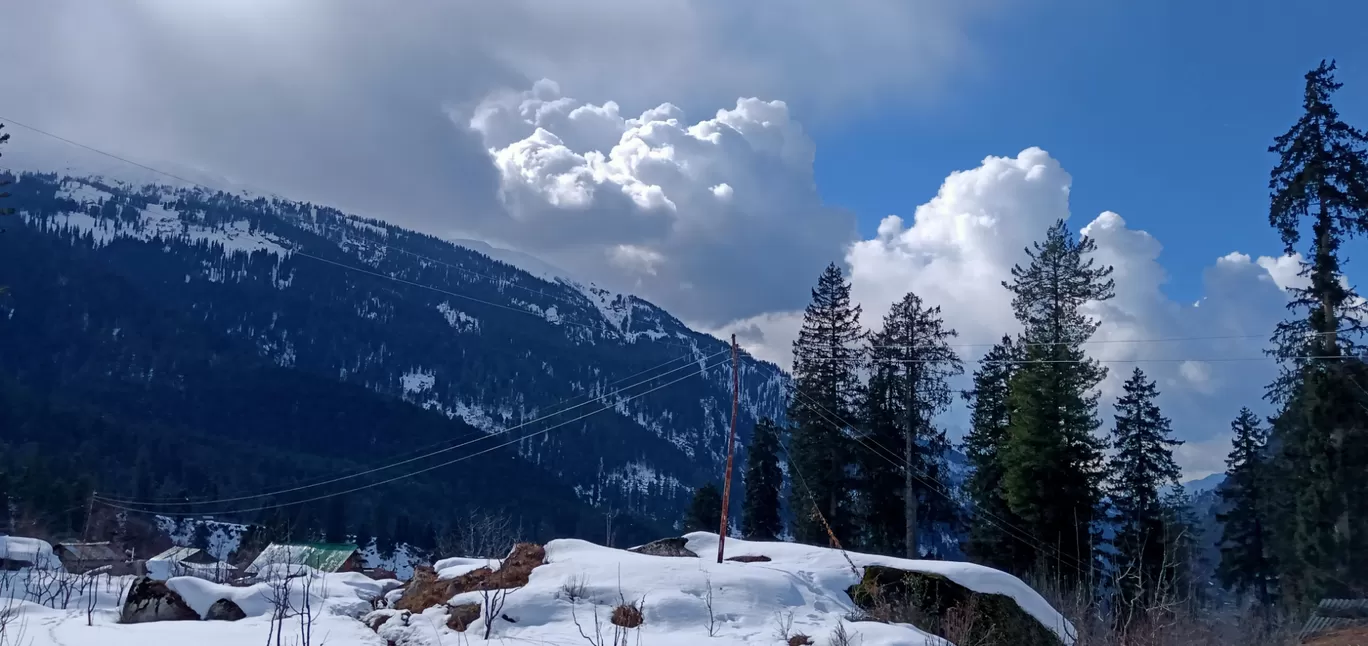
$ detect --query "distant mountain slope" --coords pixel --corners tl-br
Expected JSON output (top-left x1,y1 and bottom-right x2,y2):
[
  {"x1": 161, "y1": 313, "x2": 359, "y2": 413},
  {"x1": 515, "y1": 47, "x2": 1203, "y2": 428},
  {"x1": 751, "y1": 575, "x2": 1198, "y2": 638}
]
[{"x1": 0, "y1": 171, "x2": 790, "y2": 531}]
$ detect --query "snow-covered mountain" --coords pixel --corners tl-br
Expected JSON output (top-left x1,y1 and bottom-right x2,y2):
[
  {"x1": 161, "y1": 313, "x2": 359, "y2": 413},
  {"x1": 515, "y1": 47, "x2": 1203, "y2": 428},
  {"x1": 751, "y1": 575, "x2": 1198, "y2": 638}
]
[{"x1": 0, "y1": 171, "x2": 790, "y2": 528}]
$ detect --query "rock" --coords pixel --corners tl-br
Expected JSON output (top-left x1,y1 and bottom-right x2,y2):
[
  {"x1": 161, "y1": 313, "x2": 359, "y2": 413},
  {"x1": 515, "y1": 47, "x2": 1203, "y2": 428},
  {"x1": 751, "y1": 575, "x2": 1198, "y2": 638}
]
[
  {"x1": 204, "y1": 598, "x2": 246, "y2": 621},
  {"x1": 395, "y1": 543, "x2": 547, "y2": 613},
  {"x1": 446, "y1": 603, "x2": 481, "y2": 631},
  {"x1": 627, "y1": 537, "x2": 697, "y2": 558},
  {"x1": 847, "y1": 566, "x2": 1064, "y2": 646},
  {"x1": 119, "y1": 577, "x2": 200, "y2": 624},
  {"x1": 725, "y1": 554, "x2": 771, "y2": 563}
]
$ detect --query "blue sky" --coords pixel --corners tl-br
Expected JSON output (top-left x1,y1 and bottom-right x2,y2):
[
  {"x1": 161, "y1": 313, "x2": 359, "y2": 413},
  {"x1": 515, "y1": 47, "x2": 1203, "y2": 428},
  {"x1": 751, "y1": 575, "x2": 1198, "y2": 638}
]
[{"x1": 812, "y1": 0, "x2": 1368, "y2": 304}]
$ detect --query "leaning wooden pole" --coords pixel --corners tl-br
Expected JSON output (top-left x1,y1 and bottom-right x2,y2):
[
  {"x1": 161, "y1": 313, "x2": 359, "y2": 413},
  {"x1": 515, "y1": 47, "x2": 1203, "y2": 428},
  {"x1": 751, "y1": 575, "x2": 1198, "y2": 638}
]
[{"x1": 717, "y1": 334, "x2": 741, "y2": 563}]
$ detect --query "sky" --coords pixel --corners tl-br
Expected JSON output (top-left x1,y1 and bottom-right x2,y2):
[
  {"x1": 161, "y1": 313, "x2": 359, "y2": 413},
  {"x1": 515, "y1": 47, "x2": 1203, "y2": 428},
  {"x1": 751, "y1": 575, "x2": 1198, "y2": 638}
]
[{"x1": 2, "y1": 0, "x2": 1367, "y2": 480}]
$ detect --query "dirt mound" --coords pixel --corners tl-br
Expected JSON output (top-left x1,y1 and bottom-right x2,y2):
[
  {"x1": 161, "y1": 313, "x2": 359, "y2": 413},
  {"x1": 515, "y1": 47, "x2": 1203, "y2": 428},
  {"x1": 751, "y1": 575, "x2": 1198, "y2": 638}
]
[
  {"x1": 446, "y1": 603, "x2": 481, "y2": 631},
  {"x1": 394, "y1": 542, "x2": 546, "y2": 613},
  {"x1": 726, "y1": 554, "x2": 771, "y2": 563}
]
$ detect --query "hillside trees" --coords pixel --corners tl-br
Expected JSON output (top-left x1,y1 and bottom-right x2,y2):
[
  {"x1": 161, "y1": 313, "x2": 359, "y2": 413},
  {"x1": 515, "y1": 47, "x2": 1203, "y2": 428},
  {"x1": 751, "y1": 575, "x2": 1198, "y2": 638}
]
[
  {"x1": 786, "y1": 263, "x2": 864, "y2": 545},
  {"x1": 858, "y1": 292, "x2": 962, "y2": 557},
  {"x1": 1216, "y1": 408, "x2": 1278, "y2": 608},
  {"x1": 1000, "y1": 220, "x2": 1115, "y2": 579},
  {"x1": 742, "y1": 417, "x2": 783, "y2": 541},
  {"x1": 685, "y1": 483, "x2": 723, "y2": 533},
  {"x1": 1263, "y1": 59, "x2": 1368, "y2": 602}
]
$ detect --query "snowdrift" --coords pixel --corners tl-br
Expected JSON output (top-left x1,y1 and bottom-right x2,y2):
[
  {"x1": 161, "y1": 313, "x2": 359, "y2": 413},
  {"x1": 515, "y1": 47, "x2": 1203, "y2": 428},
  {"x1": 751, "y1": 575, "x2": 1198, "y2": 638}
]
[{"x1": 370, "y1": 532, "x2": 1076, "y2": 646}]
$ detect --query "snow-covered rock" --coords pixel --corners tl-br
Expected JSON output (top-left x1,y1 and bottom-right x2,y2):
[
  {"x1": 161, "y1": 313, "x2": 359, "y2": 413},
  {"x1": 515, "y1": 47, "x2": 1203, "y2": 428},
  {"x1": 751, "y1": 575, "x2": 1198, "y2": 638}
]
[{"x1": 376, "y1": 532, "x2": 1074, "y2": 646}]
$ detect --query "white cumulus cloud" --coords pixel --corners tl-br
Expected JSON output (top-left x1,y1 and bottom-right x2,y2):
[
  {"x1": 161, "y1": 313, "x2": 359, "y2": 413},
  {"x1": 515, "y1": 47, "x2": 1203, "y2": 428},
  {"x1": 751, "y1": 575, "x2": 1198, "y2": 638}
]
[
  {"x1": 712, "y1": 148, "x2": 1298, "y2": 480},
  {"x1": 463, "y1": 81, "x2": 855, "y2": 326}
]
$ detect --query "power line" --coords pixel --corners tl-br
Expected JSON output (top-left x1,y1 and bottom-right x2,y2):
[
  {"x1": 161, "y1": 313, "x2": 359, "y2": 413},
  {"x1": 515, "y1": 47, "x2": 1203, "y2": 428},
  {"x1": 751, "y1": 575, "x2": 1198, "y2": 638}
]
[
  {"x1": 97, "y1": 354, "x2": 731, "y2": 517},
  {"x1": 812, "y1": 354, "x2": 1363, "y2": 365},
  {"x1": 96, "y1": 346, "x2": 729, "y2": 507},
  {"x1": 98, "y1": 348, "x2": 710, "y2": 504},
  {"x1": 819, "y1": 329, "x2": 1355, "y2": 353}
]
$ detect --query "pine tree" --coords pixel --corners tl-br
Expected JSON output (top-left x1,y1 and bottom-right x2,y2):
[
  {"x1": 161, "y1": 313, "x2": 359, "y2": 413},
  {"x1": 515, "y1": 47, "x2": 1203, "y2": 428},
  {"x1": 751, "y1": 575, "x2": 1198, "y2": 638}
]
[
  {"x1": 960, "y1": 336, "x2": 1026, "y2": 570},
  {"x1": 1000, "y1": 220, "x2": 1114, "y2": 580},
  {"x1": 741, "y1": 417, "x2": 783, "y2": 541},
  {"x1": 685, "y1": 482, "x2": 723, "y2": 533},
  {"x1": 1217, "y1": 408, "x2": 1278, "y2": 607},
  {"x1": 0, "y1": 123, "x2": 13, "y2": 218},
  {"x1": 1264, "y1": 60, "x2": 1368, "y2": 602},
  {"x1": 1106, "y1": 368, "x2": 1183, "y2": 609},
  {"x1": 0, "y1": 470, "x2": 12, "y2": 534},
  {"x1": 859, "y1": 291, "x2": 962, "y2": 557},
  {"x1": 786, "y1": 263, "x2": 864, "y2": 545},
  {"x1": 325, "y1": 496, "x2": 348, "y2": 544}
]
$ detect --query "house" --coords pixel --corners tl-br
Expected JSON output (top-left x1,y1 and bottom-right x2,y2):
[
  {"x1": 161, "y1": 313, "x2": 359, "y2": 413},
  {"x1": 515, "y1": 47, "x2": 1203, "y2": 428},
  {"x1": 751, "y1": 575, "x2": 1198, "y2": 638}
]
[
  {"x1": 0, "y1": 536, "x2": 63, "y2": 571},
  {"x1": 146, "y1": 546, "x2": 237, "y2": 581},
  {"x1": 245, "y1": 542, "x2": 363, "y2": 576},
  {"x1": 1299, "y1": 598, "x2": 1368, "y2": 644},
  {"x1": 51, "y1": 541, "x2": 125, "y2": 574}
]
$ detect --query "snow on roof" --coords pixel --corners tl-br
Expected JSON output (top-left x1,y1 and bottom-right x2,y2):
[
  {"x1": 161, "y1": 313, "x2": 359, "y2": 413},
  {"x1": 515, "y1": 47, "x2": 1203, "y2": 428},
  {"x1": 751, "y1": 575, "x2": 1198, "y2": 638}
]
[
  {"x1": 53, "y1": 542, "x2": 124, "y2": 562},
  {"x1": 0, "y1": 536, "x2": 62, "y2": 569},
  {"x1": 149, "y1": 546, "x2": 204, "y2": 562},
  {"x1": 247, "y1": 543, "x2": 358, "y2": 574},
  {"x1": 394, "y1": 532, "x2": 1074, "y2": 646}
]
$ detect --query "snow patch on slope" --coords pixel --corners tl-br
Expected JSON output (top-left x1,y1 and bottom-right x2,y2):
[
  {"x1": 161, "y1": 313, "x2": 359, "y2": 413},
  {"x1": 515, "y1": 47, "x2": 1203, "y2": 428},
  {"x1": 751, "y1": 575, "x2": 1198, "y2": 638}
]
[
  {"x1": 401, "y1": 369, "x2": 436, "y2": 395},
  {"x1": 435, "y1": 302, "x2": 481, "y2": 333}
]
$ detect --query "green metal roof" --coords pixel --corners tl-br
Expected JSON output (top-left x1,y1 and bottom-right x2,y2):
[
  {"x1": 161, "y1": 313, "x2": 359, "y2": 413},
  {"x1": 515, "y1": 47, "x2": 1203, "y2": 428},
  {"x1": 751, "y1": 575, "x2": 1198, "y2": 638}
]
[{"x1": 247, "y1": 542, "x2": 358, "y2": 574}]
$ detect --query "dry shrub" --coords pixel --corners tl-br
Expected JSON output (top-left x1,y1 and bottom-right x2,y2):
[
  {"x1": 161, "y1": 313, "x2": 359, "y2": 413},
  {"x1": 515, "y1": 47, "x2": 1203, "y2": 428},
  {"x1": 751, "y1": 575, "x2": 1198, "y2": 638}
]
[
  {"x1": 446, "y1": 603, "x2": 480, "y2": 632},
  {"x1": 610, "y1": 602, "x2": 644, "y2": 628},
  {"x1": 788, "y1": 634, "x2": 814, "y2": 646}
]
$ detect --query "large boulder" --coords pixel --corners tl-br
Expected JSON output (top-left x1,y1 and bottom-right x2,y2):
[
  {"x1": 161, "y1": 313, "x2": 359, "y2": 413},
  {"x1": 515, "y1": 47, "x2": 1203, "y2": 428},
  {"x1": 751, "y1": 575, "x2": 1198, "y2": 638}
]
[
  {"x1": 848, "y1": 566, "x2": 1065, "y2": 646},
  {"x1": 627, "y1": 537, "x2": 697, "y2": 558},
  {"x1": 205, "y1": 598, "x2": 247, "y2": 621},
  {"x1": 119, "y1": 577, "x2": 200, "y2": 624}
]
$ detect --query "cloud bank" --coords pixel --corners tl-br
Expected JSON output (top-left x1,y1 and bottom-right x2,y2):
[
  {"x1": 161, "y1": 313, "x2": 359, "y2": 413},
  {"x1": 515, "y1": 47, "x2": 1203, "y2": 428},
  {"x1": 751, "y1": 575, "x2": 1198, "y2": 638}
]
[{"x1": 711, "y1": 148, "x2": 1296, "y2": 479}]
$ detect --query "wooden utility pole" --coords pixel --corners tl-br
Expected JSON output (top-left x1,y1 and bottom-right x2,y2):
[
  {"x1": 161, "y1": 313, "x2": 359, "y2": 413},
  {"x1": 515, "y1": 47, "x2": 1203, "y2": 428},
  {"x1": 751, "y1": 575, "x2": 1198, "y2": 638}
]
[{"x1": 717, "y1": 335, "x2": 740, "y2": 563}]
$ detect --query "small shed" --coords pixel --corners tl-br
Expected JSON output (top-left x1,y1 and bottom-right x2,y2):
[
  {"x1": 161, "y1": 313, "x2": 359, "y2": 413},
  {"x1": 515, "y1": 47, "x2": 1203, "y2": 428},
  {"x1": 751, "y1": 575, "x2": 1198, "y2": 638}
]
[
  {"x1": 52, "y1": 541, "x2": 124, "y2": 574},
  {"x1": 246, "y1": 542, "x2": 362, "y2": 576},
  {"x1": 1299, "y1": 598, "x2": 1368, "y2": 643}
]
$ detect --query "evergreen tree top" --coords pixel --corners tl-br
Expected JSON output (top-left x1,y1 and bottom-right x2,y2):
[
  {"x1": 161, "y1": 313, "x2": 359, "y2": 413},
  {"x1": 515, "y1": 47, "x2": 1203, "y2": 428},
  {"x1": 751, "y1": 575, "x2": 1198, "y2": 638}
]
[
  {"x1": 1269, "y1": 60, "x2": 1368, "y2": 253},
  {"x1": 1004, "y1": 220, "x2": 1116, "y2": 345}
]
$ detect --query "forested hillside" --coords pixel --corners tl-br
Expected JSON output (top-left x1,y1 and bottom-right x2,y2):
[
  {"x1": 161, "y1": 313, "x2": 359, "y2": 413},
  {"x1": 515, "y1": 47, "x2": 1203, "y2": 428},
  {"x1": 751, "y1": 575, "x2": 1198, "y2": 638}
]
[{"x1": 0, "y1": 171, "x2": 788, "y2": 545}]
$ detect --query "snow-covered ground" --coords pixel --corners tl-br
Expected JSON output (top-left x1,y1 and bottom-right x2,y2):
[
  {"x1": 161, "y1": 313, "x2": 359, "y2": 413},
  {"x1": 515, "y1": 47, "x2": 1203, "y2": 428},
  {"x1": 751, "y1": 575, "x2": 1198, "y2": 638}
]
[
  {"x1": 3, "y1": 532, "x2": 1070, "y2": 646},
  {"x1": 373, "y1": 532, "x2": 1074, "y2": 646},
  {"x1": 2, "y1": 559, "x2": 398, "y2": 646}
]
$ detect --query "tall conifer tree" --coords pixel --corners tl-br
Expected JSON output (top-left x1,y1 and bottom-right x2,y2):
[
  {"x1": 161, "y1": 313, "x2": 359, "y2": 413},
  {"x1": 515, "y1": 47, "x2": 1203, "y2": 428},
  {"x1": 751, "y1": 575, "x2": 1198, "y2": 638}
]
[
  {"x1": 742, "y1": 417, "x2": 783, "y2": 541},
  {"x1": 859, "y1": 292, "x2": 961, "y2": 557},
  {"x1": 1217, "y1": 408, "x2": 1278, "y2": 608},
  {"x1": 685, "y1": 483, "x2": 723, "y2": 533},
  {"x1": 961, "y1": 336, "x2": 1026, "y2": 570},
  {"x1": 1000, "y1": 220, "x2": 1114, "y2": 580},
  {"x1": 787, "y1": 263, "x2": 864, "y2": 545},
  {"x1": 1264, "y1": 60, "x2": 1368, "y2": 601},
  {"x1": 1106, "y1": 368, "x2": 1183, "y2": 610}
]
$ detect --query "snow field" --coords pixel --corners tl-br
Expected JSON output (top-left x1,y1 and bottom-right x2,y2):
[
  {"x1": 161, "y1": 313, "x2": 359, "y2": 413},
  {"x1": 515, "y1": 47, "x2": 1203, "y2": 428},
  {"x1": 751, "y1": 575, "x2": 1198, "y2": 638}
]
[{"x1": 371, "y1": 532, "x2": 1074, "y2": 646}]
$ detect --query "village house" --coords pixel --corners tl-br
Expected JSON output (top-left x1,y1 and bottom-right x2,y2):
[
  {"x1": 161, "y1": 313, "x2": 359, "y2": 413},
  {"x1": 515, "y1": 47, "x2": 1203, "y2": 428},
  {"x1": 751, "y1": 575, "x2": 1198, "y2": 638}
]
[
  {"x1": 146, "y1": 545, "x2": 237, "y2": 581},
  {"x1": 51, "y1": 541, "x2": 125, "y2": 574},
  {"x1": 245, "y1": 542, "x2": 362, "y2": 576}
]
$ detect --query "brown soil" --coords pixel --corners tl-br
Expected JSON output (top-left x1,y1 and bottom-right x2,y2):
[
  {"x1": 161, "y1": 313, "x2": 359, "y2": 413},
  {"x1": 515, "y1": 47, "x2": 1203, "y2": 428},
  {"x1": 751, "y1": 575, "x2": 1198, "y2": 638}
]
[
  {"x1": 788, "y1": 635, "x2": 814, "y2": 646},
  {"x1": 1304, "y1": 625, "x2": 1368, "y2": 645},
  {"x1": 725, "y1": 555, "x2": 772, "y2": 563}
]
